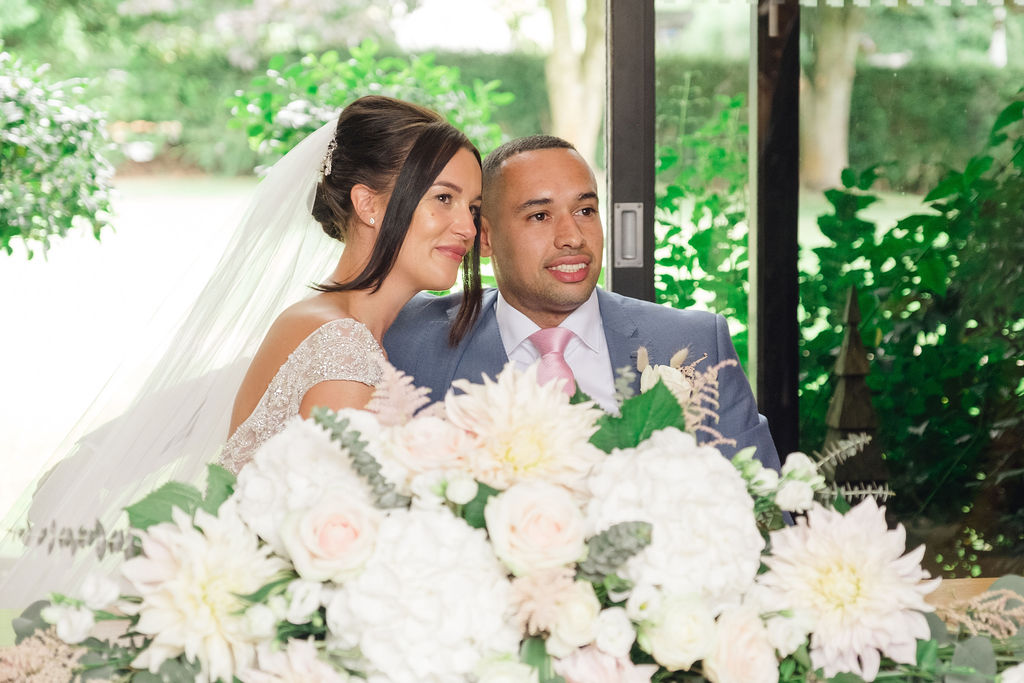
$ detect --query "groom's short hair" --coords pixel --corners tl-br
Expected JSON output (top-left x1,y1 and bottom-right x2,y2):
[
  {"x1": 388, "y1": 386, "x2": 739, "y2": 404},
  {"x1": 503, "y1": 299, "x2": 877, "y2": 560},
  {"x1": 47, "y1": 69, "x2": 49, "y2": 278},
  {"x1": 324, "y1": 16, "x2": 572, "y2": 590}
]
[{"x1": 481, "y1": 135, "x2": 577, "y2": 198}]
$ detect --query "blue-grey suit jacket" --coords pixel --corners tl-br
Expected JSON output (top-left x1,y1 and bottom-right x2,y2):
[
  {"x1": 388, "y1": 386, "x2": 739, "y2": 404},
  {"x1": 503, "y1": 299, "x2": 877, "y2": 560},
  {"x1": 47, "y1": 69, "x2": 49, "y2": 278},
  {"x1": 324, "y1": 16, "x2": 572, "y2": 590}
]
[{"x1": 383, "y1": 288, "x2": 781, "y2": 471}]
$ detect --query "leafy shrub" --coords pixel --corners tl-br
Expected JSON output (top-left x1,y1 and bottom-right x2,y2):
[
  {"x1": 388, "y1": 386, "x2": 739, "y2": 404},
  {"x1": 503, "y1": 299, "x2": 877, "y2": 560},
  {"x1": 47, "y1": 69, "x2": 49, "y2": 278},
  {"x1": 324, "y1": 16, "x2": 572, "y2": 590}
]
[
  {"x1": 0, "y1": 51, "x2": 114, "y2": 258},
  {"x1": 799, "y1": 94, "x2": 1024, "y2": 529},
  {"x1": 654, "y1": 88, "x2": 751, "y2": 364},
  {"x1": 228, "y1": 40, "x2": 514, "y2": 164}
]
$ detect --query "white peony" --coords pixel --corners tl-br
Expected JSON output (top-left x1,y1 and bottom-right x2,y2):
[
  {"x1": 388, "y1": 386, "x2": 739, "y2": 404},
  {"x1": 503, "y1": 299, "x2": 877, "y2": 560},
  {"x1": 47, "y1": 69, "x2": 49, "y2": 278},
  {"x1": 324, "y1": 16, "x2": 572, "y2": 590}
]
[
  {"x1": 545, "y1": 579, "x2": 602, "y2": 658},
  {"x1": 585, "y1": 427, "x2": 764, "y2": 613},
  {"x1": 40, "y1": 604, "x2": 94, "y2": 644},
  {"x1": 594, "y1": 607, "x2": 636, "y2": 658},
  {"x1": 703, "y1": 607, "x2": 779, "y2": 683},
  {"x1": 553, "y1": 645, "x2": 658, "y2": 683},
  {"x1": 234, "y1": 415, "x2": 375, "y2": 555},
  {"x1": 281, "y1": 494, "x2": 381, "y2": 583},
  {"x1": 327, "y1": 508, "x2": 519, "y2": 682},
  {"x1": 637, "y1": 593, "x2": 717, "y2": 671},
  {"x1": 445, "y1": 364, "x2": 604, "y2": 492},
  {"x1": 120, "y1": 499, "x2": 287, "y2": 683},
  {"x1": 475, "y1": 656, "x2": 540, "y2": 683},
  {"x1": 639, "y1": 364, "x2": 693, "y2": 406},
  {"x1": 242, "y1": 638, "x2": 350, "y2": 682},
  {"x1": 485, "y1": 482, "x2": 588, "y2": 576},
  {"x1": 757, "y1": 498, "x2": 940, "y2": 682}
]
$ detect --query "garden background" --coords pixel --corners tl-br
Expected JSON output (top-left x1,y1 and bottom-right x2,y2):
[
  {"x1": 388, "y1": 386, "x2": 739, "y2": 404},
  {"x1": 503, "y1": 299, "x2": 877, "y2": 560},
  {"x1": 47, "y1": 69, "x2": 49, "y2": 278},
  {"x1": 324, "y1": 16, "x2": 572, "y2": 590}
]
[{"x1": 2, "y1": 0, "x2": 1022, "y2": 579}]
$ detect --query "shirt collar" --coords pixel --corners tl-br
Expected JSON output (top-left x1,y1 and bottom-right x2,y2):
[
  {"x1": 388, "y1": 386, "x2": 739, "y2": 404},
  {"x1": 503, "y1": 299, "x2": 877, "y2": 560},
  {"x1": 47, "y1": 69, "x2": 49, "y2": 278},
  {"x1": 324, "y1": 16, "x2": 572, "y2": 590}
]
[{"x1": 495, "y1": 289, "x2": 604, "y2": 356}]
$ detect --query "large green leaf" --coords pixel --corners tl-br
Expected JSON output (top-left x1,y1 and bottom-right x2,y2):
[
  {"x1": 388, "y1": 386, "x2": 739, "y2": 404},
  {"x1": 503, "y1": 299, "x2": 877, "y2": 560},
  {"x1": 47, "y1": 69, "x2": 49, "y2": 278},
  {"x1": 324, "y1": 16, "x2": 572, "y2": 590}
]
[
  {"x1": 198, "y1": 464, "x2": 235, "y2": 516},
  {"x1": 589, "y1": 382, "x2": 685, "y2": 453},
  {"x1": 520, "y1": 637, "x2": 565, "y2": 683},
  {"x1": 125, "y1": 482, "x2": 202, "y2": 530},
  {"x1": 461, "y1": 482, "x2": 500, "y2": 530}
]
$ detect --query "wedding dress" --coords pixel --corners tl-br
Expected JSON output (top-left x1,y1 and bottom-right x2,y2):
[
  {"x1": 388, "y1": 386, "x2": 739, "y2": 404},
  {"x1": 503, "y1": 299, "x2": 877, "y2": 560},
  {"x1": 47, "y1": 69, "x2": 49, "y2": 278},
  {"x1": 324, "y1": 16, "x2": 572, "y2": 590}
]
[
  {"x1": 219, "y1": 317, "x2": 385, "y2": 474},
  {"x1": 0, "y1": 120, "x2": 345, "y2": 609}
]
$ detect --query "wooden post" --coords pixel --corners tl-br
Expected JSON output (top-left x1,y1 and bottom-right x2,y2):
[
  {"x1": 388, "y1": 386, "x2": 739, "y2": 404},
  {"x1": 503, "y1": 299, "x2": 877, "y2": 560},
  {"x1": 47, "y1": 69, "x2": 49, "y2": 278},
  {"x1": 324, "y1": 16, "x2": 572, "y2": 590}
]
[{"x1": 824, "y1": 286, "x2": 888, "y2": 484}]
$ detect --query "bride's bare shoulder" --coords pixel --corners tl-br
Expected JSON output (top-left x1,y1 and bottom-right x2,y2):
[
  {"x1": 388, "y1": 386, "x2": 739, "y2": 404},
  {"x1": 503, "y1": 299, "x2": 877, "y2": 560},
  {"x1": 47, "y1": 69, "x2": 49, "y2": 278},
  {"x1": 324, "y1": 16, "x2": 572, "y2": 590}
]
[{"x1": 262, "y1": 296, "x2": 351, "y2": 354}]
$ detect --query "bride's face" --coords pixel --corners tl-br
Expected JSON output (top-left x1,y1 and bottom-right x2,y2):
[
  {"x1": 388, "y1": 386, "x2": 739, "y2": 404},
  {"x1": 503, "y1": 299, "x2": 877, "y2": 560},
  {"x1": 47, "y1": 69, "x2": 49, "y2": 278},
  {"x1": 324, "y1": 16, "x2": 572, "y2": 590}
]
[{"x1": 394, "y1": 147, "x2": 481, "y2": 292}]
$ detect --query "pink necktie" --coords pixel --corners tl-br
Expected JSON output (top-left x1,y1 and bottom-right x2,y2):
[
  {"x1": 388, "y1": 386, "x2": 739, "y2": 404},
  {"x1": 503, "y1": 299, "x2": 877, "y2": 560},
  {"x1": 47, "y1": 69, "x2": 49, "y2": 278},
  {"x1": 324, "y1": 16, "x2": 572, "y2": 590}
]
[{"x1": 529, "y1": 327, "x2": 577, "y2": 397}]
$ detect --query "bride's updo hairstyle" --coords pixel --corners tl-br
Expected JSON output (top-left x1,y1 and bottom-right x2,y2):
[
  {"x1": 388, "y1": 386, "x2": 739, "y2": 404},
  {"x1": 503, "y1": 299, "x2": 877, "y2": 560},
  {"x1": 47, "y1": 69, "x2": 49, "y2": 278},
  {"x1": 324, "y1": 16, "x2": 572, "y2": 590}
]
[{"x1": 312, "y1": 95, "x2": 483, "y2": 345}]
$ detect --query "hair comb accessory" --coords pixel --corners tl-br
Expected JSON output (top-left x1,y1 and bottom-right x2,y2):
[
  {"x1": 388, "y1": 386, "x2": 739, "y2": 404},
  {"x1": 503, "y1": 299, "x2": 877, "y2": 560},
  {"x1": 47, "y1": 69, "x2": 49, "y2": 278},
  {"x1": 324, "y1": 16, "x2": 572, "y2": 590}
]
[{"x1": 320, "y1": 138, "x2": 338, "y2": 179}]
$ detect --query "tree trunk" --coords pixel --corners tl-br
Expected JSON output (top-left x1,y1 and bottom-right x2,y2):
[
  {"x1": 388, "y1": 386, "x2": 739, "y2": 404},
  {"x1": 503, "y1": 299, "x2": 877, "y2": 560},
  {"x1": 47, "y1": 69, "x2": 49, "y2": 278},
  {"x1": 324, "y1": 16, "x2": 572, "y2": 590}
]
[
  {"x1": 543, "y1": 0, "x2": 605, "y2": 166},
  {"x1": 800, "y1": 6, "x2": 863, "y2": 191}
]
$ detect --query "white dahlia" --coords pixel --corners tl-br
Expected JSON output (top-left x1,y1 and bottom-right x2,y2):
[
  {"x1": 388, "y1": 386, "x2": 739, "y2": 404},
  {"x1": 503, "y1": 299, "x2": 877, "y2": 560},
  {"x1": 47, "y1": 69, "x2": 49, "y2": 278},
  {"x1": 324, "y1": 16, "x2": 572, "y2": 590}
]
[
  {"x1": 121, "y1": 499, "x2": 287, "y2": 683},
  {"x1": 326, "y1": 508, "x2": 520, "y2": 682},
  {"x1": 757, "y1": 497, "x2": 940, "y2": 682},
  {"x1": 585, "y1": 427, "x2": 764, "y2": 613},
  {"x1": 234, "y1": 415, "x2": 375, "y2": 554},
  {"x1": 444, "y1": 364, "x2": 604, "y2": 492}
]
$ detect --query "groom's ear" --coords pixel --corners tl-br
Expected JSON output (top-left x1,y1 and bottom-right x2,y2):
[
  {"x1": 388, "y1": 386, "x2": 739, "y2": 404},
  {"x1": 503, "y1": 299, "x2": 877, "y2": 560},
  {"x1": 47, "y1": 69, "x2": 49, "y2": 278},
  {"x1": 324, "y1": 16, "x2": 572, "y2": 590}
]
[
  {"x1": 350, "y1": 184, "x2": 384, "y2": 228},
  {"x1": 479, "y1": 216, "x2": 494, "y2": 258}
]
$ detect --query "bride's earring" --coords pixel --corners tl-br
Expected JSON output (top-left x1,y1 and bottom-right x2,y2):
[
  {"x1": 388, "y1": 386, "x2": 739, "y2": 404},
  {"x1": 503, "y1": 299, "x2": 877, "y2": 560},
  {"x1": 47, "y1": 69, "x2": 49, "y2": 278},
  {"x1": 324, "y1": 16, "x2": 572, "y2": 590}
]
[{"x1": 369, "y1": 217, "x2": 375, "y2": 225}]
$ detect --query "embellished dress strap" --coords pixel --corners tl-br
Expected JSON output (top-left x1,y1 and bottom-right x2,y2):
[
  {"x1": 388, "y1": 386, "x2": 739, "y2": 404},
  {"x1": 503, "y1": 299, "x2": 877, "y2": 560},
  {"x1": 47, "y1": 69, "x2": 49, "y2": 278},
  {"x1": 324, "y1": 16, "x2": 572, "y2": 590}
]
[{"x1": 218, "y1": 318, "x2": 385, "y2": 473}]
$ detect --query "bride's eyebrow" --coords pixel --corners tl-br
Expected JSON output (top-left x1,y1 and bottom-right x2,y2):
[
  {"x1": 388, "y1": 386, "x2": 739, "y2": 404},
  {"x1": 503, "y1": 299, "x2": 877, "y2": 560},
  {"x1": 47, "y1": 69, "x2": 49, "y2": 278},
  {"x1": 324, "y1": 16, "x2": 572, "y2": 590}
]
[{"x1": 433, "y1": 180, "x2": 463, "y2": 194}]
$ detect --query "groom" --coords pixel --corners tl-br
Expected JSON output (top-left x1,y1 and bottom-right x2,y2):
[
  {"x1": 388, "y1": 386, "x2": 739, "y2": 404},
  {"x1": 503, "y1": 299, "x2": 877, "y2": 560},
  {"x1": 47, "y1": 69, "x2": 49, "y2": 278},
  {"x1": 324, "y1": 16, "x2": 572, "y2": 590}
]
[{"x1": 384, "y1": 135, "x2": 780, "y2": 470}]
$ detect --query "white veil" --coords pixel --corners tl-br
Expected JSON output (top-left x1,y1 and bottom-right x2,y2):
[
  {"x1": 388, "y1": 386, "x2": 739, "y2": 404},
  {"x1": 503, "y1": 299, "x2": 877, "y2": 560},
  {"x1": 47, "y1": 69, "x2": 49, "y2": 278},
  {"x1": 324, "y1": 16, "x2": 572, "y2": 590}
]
[{"x1": 0, "y1": 120, "x2": 342, "y2": 609}]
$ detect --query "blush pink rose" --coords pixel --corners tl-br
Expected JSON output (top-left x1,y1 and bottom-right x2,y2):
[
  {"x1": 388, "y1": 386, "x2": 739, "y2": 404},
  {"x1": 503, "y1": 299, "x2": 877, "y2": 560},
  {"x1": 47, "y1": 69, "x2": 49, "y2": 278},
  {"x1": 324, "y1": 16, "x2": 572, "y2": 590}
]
[
  {"x1": 281, "y1": 495, "x2": 381, "y2": 583},
  {"x1": 553, "y1": 645, "x2": 658, "y2": 683}
]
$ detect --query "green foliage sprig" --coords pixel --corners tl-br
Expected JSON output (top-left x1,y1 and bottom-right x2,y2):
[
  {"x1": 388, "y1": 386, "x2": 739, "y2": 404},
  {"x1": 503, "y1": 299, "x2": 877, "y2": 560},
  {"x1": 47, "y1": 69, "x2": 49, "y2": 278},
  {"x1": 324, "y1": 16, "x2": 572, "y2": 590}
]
[
  {"x1": 228, "y1": 39, "x2": 514, "y2": 165},
  {"x1": 0, "y1": 51, "x2": 115, "y2": 258}
]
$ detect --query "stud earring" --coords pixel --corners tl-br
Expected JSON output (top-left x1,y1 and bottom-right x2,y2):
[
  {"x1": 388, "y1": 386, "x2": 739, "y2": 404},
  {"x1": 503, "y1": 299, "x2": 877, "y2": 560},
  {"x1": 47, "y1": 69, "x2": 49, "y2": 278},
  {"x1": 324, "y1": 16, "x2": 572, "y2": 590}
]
[{"x1": 369, "y1": 217, "x2": 375, "y2": 225}]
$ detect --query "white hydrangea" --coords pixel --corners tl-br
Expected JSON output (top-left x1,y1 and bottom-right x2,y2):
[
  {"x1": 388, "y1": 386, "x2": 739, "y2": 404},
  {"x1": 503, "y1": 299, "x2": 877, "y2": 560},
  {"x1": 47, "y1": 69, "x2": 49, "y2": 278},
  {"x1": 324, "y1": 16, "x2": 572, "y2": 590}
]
[
  {"x1": 233, "y1": 415, "x2": 375, "y2": 554},
  {"x1": 585, "y1": 427, "x2": 764, "y2": 614},
  {"x1": 327, "y1": 509, "x2": 520, "y2": 682}
]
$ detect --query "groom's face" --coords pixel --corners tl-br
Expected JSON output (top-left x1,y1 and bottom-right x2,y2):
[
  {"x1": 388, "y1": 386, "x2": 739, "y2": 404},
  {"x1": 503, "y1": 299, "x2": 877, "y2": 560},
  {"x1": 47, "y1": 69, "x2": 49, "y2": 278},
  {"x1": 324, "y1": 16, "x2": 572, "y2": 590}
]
[{"x1": 481, "y1": 148, "x2": 603, "y2": 329}]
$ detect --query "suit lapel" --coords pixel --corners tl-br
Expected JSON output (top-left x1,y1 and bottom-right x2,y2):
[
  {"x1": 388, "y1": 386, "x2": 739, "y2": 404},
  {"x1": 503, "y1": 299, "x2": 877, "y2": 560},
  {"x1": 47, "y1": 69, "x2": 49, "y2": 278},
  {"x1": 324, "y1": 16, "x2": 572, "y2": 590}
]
[
  {"x1": 447, "y1": 290, "x2": 509, "y2": 388},
  {"x1": 596, "y1": 289, "x2": 644, "y2": 391}
]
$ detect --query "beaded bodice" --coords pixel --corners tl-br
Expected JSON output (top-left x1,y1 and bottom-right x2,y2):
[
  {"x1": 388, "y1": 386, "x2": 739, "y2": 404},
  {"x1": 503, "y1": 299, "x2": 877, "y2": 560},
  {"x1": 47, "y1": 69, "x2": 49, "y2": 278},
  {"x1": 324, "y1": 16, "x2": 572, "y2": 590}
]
[{"x1": 219, "y1": 318, "x2": 384, "y2": 474}]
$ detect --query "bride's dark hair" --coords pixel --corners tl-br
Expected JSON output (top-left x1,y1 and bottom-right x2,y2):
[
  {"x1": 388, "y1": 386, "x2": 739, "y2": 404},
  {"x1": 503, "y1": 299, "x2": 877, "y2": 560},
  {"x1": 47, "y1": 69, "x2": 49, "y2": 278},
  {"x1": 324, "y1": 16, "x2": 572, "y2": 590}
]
[{"x1": 311, "y1": 95, "x2": 482, "y2": 345}]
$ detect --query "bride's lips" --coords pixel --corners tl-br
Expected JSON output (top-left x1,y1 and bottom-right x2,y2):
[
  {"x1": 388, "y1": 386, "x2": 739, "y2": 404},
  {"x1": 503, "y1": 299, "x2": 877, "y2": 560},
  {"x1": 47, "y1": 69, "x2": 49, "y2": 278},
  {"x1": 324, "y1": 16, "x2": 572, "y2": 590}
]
[
  {"x1": 436, "y1": 245, "x2": 468, "y2": 262},
  {"x1": 546, "y1": 255, "x2": 590, "y2": 283}
]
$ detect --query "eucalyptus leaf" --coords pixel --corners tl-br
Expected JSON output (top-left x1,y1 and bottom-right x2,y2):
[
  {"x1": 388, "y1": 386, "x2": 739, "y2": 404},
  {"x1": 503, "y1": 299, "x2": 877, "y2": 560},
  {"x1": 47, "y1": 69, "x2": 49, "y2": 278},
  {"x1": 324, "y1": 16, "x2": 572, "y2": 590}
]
[
  {"x1": 945, "y1": 636, "x2": 996, "y2": 683},
  {"x1": 12, "y1": 600, "x2": 50, "y2": 643}
]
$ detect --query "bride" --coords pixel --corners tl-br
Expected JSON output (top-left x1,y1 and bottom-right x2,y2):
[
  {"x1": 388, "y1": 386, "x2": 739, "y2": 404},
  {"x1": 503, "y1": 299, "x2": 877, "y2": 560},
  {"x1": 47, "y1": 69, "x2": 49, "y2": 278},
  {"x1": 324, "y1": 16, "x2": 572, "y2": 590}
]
[
  {"x1": 220, "y1": 96, "x2": 483, "y2": 473},
  {"x1": 0, "y1": 95, "x2": 483, "y2": 607}
]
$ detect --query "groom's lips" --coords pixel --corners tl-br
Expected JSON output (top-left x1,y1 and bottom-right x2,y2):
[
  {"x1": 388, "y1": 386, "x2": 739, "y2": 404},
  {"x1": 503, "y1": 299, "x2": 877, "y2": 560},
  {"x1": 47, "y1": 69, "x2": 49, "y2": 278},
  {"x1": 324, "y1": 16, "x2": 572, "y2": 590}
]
[{"x1": 546, "y1": 256, "x2": 590, "y2": 283}]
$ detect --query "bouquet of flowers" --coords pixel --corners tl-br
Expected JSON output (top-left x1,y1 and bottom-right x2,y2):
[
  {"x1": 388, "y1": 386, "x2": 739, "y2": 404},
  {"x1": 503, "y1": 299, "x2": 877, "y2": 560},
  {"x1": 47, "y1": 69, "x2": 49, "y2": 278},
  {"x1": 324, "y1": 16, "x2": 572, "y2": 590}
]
[{"x1": 3, "y1": 355, "x2": 1023, "y2": 683}]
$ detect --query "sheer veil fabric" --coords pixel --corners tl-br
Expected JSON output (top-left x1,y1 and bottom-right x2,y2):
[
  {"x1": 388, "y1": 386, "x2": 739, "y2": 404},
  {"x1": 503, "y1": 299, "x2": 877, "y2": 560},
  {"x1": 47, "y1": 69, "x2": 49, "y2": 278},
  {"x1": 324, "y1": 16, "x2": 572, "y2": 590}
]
[{"x1": 0, "y1": 120, "x2": 341, "y2": 608}]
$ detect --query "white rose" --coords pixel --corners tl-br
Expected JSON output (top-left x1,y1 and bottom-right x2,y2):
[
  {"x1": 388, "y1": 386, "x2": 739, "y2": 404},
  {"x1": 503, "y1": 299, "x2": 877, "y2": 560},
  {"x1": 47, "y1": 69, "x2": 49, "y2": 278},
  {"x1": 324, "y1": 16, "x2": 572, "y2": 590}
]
[
  {"x1": 775, "y1": 479, "x2": 815, "y2": 512},
  {"x1": 703, "y1": 607, "x2": 779, "y2": 683},
  {"x1": 640, "y1": 364, "x2": 693, "y2": 405},
  {"x1": 80, "y1": 573, "x2": 120, "y2": 611},
  {"x1": 1001, "y1": 662, "x2": 1024, "y2": 683},
  {"x1": 485, "y1": 482, "x2": 587, "y2": 576},
  {"x1": 546, "y1": 580, "x2": 601, "y2": 658},
  {"x1": 445, "y1": 471, "x2": 479, "y2": 505},
  {"x1": 41, "y1": 604, "x2": 94, "y2": 644},
  {"x1": 244, "y1": 604, "x2": 278, "y2": 640},
  {"x1": 594, "y1": 607, "x2": 636, "y2": 658},
  {"x1": 638, "y1": 594, "x2": 716, "y2": 671},
  {"x1": 281, "y1": 494, "x2": 381, "y2": 583},
  {"x1": 286, "y1": 579, "x2": 323, "y2": 624},
  {"x1": 475, "y1": 656, "x2": 540, "y2": 683}
]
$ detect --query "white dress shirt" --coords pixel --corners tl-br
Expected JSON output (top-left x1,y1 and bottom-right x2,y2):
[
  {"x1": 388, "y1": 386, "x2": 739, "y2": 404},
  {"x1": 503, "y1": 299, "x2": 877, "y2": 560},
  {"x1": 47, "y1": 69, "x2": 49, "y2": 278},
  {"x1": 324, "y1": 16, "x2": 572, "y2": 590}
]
[{"x1": 494, "y1": 290, "x2": 618, "y2": 413}]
